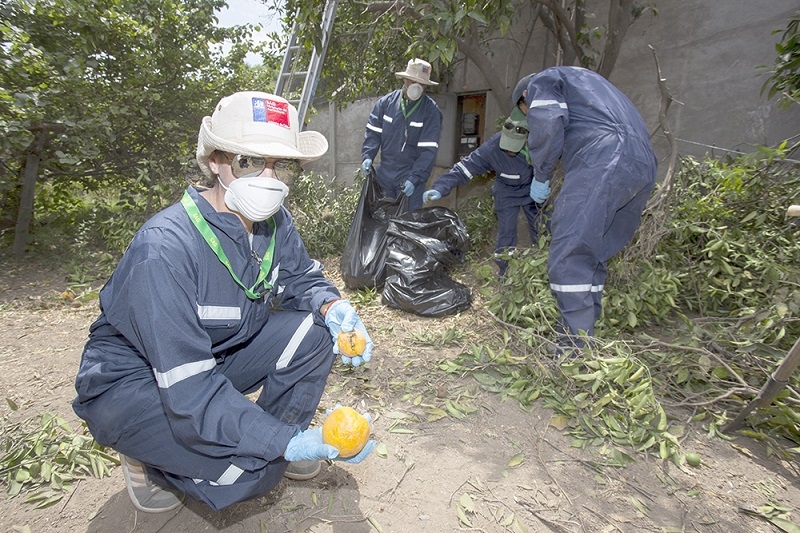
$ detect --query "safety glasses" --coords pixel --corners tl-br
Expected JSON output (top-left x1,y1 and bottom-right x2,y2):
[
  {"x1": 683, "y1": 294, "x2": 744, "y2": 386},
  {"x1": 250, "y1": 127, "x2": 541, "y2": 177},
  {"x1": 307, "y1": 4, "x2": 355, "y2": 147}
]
[
  {"x1": 503, "y1": 122, "x2": 529, "y2": 135},
  {"x1": 223, "y1": 153, "x2": 295, "y2": 179}
]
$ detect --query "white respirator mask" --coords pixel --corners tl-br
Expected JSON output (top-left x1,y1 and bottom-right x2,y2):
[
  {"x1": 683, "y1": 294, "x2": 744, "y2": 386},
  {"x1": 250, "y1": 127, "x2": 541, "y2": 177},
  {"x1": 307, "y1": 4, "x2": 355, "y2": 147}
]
[
  {"x1": 218, "y1": 176, "x2": 288, "y2": 222},
  {"x1": 406, "y1": 83, "x2": 424, "y2": 101}
]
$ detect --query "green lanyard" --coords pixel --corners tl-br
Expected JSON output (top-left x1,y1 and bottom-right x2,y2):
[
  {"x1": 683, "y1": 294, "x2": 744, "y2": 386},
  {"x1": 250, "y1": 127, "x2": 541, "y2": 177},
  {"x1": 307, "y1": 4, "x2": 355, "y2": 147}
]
[
  {"x1": 399, "y1": 97, "x2": 423, "y2": 151},
  {"x1": 521, "y1": 145, "x2": 531, "y2": 165},
  {"x1": 400, "y1": 96, "x2": 422, "y2": 119},
  {"x1": 180, "y1": 191, "x2": 275, "y2": 300}
]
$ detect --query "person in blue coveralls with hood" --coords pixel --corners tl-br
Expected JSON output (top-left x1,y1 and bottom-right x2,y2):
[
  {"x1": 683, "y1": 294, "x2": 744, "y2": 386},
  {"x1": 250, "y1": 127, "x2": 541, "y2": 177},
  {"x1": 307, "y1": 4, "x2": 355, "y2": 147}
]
[
  {"x1": 73, "y1": 91, "x2": 376, "y2": 514},
  {"x1": 512, "y1": 67, "x2": 657, "y2": 349},
  {"x1": 422, "y1": 107, "x2": 542, "y2": 276},
  {"x1": 361, "y1": 58, "x2": 443, "y2": 211}
]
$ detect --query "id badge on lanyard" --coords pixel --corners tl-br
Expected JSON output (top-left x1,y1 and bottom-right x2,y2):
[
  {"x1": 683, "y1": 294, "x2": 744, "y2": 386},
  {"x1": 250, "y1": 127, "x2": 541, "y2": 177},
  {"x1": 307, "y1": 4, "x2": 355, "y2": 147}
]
[{"x1": 399, "y1": 97, "x2": 422, "y2": 152}]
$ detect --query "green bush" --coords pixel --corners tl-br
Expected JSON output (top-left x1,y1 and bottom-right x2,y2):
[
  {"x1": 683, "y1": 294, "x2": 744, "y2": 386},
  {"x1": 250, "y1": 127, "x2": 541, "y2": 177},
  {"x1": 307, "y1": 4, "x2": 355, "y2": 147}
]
[
  {"x1": 655, "y1": 145, "x2": 800, "y2": 346},
  {"x1": 286, "y1": 171, "x2": 361, "y2": 259},
  {"x1": 452, "y1": 189, "x2": 496, "y2": 260}
]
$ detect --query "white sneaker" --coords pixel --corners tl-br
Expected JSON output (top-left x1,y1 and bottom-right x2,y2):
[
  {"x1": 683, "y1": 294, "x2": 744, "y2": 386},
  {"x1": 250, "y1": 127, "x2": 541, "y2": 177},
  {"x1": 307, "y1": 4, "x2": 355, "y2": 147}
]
[{"x1": 120, "y1": 455, "x2": 184, "y2": 513}]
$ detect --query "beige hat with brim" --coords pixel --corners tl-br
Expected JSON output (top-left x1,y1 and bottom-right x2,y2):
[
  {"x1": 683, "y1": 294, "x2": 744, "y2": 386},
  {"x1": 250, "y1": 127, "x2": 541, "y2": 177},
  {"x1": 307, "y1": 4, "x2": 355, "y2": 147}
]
[
  {"x1": 196, "y1": 91, "x2": 328, "y2": 177},
  {"x1": 395, "y1": 58, "x2": 439, "y2": 86}
]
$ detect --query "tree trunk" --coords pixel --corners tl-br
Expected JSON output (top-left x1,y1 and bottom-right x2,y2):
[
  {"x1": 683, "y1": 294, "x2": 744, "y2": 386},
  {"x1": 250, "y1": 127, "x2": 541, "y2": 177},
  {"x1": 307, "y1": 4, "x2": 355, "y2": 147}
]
[
  {"x1": 12, "y1": 128, "x2": 50, "y2": 259},
  {"x1": 597, "y1": 0, "x2": 634, "y2": 79}
]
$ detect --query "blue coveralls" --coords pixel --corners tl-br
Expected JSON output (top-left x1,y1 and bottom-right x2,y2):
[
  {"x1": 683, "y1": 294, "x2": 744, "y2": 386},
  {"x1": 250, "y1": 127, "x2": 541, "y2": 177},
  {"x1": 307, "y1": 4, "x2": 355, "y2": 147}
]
[
  {"x1": 522, "y1": 67, "x2": 657, "y2": 339},
  {"x1": 362, "y1": 90, "x2": 443, "y2": 210},
  {"x1": 73, "y1": 186, "x2": 341, "y2": 511},
  {"x1": 431, "y1": 132, "x2": 540, "y2": 275}
]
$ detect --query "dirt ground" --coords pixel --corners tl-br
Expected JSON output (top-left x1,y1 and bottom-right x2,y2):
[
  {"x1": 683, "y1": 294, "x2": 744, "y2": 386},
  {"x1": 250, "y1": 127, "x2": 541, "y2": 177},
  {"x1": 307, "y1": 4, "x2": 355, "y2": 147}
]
[{"x1": 1, "y1": 257, "x2": 799, "y2": 533}]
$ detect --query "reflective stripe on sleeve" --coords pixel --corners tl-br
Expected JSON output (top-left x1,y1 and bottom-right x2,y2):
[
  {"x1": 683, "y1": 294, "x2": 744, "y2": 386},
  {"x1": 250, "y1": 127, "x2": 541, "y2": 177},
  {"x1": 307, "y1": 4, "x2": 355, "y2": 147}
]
[
  {"x1": 417, "y1": 141, "x2": 439, "y2": 148},
  {"x1": 382, "y1": 115, "x2": 393, "y2": 123},
  {"x1": 456, "y1": 161, "x2": 473, "y2": 179},
  {"x1": 498, "y1": 173, "x2": 521, "y2": 180},
  {"x1": 366, "y1": 123, "x2": 382, "y2": 133},
  {"x1": 529, "y1": 99, "x2": 568, "y2": 110},
  {"x1": 154, "y1": 359, "x2": 217, "y2": 388}
]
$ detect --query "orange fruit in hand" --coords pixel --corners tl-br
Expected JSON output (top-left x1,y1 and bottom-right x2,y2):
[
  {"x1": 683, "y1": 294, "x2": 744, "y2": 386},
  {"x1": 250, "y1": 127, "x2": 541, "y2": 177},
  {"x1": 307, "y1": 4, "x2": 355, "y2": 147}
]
[
  {"x1": 337, "y1": 330, "x2": 367, "y2": 357},
  {"x1": 321, "y1": 406, "x2": 370, "y2": 458}
]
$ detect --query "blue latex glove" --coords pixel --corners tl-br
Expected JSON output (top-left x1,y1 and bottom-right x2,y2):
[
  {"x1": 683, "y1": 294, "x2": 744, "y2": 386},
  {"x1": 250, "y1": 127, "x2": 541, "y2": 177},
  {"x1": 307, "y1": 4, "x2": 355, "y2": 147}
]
[
  {"x1": 324, "y1": 299, "x2": 374, "y2": 366},
  {"x1": 422, "y1": 189, "x2": 441, "y2": 203},
  {"x1": 284, "y1": 427, "x2": 377, "y2": 464},
  {"x1": 284, "y1": 428, "x2": 338, "y2": 462},
  {"x1": 530, "y1": 180, "x2": 551, "y2": 204},
  {"x1": 361, "y1": 159, "x2": 372, "y2": 174},
  {"x1": 402, "y1": 180, "x2": 415, "y2": 196}
]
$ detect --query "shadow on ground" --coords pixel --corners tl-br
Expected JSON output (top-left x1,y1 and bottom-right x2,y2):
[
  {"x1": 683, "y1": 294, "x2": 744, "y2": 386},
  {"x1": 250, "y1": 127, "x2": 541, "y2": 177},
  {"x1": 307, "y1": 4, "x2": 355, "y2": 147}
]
[{"x1": 85, "y1": 464, "x2": 371, "y2": 533}]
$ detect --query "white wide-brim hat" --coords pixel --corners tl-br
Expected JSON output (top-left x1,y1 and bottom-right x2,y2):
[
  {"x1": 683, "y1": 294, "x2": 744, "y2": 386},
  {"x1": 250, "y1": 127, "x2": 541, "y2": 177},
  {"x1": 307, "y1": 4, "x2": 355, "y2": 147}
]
[
  {"x1": 196, "y1": 91, "x2": 328, "y2": 177},
  {"x1": 395, "y1": 58, "x2": 439, "y2": 86}
]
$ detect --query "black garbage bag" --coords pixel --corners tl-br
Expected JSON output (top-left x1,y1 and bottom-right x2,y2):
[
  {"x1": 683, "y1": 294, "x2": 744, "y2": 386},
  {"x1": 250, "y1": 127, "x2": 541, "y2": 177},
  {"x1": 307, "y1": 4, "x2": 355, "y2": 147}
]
[
  {"x1": 341, "y1": 171, "x2": 408, "y2": 290},
  {"x1": 381, "y1": 207, "x2": 472, "y2": 317}
]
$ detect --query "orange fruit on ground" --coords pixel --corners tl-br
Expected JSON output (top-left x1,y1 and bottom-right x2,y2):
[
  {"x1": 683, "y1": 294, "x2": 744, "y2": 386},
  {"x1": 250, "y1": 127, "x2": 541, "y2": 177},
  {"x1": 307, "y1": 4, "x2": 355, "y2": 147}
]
[
  {"x1": 321, "y1": 406, "x2": 370, "y2": 458},
  {"x1": 337, "y1": 329, "x2": 367, "y2": 357}
]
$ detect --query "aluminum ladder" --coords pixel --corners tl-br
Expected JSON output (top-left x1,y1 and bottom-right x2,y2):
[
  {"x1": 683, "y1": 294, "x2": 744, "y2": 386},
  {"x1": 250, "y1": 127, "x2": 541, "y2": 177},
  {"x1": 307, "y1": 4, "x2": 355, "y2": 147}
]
[{"x1": 275, "y1": 0, "x2": 338, "y2": 125}]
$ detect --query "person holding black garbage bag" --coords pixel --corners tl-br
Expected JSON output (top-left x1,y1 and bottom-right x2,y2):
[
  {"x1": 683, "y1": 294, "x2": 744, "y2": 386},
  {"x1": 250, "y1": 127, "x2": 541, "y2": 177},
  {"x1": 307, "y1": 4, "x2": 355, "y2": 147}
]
[{"x1": 360, "y1": 58, "x2": 443, "y2": 211}]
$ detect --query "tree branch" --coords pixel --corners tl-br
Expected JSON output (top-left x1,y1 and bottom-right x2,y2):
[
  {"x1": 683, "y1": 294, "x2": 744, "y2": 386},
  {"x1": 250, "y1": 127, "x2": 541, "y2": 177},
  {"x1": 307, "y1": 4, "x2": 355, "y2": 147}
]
[
  {"x1": 539, "y1": 0, "x2": 586, "y2": 67},
  {"x1": 597, "y1": 0, "x2": 634, "y2": 79},
  {"x1": 644, "y1": 44, "x2": 680, "y2": 213}
]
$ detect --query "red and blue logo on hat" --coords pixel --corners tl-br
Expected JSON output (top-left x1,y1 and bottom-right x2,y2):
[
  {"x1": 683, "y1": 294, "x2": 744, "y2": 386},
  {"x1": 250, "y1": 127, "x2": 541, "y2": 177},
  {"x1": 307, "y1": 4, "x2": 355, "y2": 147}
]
[{"x1": 252, "y1": 97, "x2": 290, "y2": 128}]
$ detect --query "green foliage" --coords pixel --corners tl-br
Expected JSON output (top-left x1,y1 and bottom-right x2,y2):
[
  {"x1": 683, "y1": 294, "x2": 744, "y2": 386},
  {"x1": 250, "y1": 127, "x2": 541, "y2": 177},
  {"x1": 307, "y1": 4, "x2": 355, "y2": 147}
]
[
  {"x1": 348, "y1": 286, "x2": 381, "y2": 307},
  {"x1": 635, "y1": 334, "x2": 800, "y2": 447},
  {"x1": 598, "y1": 260, "x2": 683, "y2": 334},
  {"x1": 485, "y1": 248, "x2": 559, "y2": 335},
  {"x1": 18, "y1": 176, "x2": 177, "y2": 266},
  {"x1": 281, "y1": 0, "x2": 514, "y2": 103},
  {"x1": 485, "y1": 240, "x2": 682, "y2": 335},
  {"x1": 448, "y1": 340, "x2": 684, "y2": 467},
  {"x1": 555, "y1": 354, "x2": 675, "y2": 460},
  {"x1": 762, "y1": 10, "x2": 800, "y2": 107},
  {"x1": 1, "y1": 409, "x2": 118, "y2": 507},
  {"x1": 656, "y1": 145, "x2": 800, "y2": 341},
  {"x1": 286, "y1": 171, "x2": 361, "y2": 258},
  {"x1": 279, "y1": 1, "x2": 655, "y2": 106},
  {"x1": 1, "y1": 0, "x2": 273, "y2": 246},
  {"x1": 452, "y1": 188, "x2": 496, "y2": 260},
  {"x1": 410, "y1": 325, "x2": 469, "y2": 347}
]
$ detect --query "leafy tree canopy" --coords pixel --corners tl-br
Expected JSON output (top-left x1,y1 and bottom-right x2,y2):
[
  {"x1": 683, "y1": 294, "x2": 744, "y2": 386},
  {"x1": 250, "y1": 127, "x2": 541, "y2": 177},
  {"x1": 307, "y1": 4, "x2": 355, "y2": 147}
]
[
  {"x1": 272, "y1": 0, "x2": 655, "y2": 108},
  {"x1": 762, "y1": 10, "x2": 800, "y2": 107},
  {"x1": 1, "y1": 0, "x2": 267, "y2": 201}
]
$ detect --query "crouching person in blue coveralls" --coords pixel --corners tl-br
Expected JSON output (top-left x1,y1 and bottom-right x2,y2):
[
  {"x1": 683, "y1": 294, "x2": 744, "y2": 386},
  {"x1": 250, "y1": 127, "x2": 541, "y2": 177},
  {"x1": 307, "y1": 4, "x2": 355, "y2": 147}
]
[
  {"x1": 513, "y1": 67, "x2": 657, "y2": 349},
  {"x1": 73, "y1": 91, "x2": 376, "y2": 513},
  {"x1": 422, "y1": 107, "x2": 542, "y2": 276}
]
